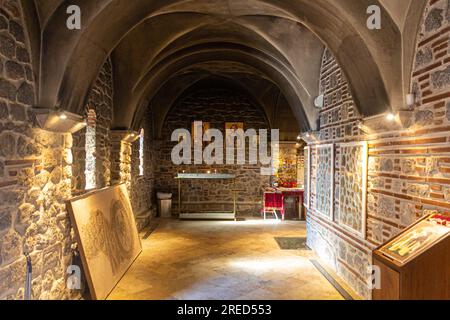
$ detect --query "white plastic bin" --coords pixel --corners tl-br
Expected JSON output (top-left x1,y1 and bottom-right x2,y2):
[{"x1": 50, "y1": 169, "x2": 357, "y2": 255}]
[{"x1": 157, "y1": 192, "x2": 172, "y2": 218}]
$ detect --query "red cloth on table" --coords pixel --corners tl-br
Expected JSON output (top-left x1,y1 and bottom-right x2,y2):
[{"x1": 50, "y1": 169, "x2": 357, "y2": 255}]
[{"x1": 264, "y1": 192, "x2": 284, "y2": 209}]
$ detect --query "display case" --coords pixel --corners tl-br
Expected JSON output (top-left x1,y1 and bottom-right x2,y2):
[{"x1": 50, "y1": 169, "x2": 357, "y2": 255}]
[{"x1": 372, "y1": 213, "x2": 450, "y2": 300}]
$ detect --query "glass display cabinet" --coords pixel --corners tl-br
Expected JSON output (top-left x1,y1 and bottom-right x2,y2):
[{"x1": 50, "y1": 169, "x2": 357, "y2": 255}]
[{"x1": 372, "y1": 213, "x2": 450, "y2": 300}]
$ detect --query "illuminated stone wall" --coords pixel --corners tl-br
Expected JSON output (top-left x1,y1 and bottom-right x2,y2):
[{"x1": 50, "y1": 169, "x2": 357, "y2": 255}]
[
  {"x1": 0, "y1": 0, "x2": 78, "y2": 299},
  {"x1": 130, "y1": 107, "x2": 156, "y2": 229},
  {"x1": 306, "y1": 0, "x2": 450, "y2": 299},
  {"x1": 155, "y1": 88, "x2": 271, "y2": 216},
  {"x1": 72, "y1": 59, "x2": 113, "y2": 194}
]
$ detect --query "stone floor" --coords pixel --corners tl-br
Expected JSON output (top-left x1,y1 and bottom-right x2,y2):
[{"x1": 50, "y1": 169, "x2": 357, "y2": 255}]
[{"x1": 108, "y1": 218, "x2": 344, "y2": 300}]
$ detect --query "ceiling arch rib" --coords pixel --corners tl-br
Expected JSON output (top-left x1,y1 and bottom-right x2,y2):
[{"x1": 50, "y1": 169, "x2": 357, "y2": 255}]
[
  {"x1": 156, "y1": 76, "x2": 276, "y2": 136},
  {"x1": 136, "y1": 64, "x2": 298, "y2": 138},
  {"x1": 37, "y1": 0, "x2": 405, "y2": 133},
  {"x1": 133, "y1": 17, "x2": 299, "y2": 83},
  {"x1": 124, "y1": 44, "x2": 314, "y2": 132}
]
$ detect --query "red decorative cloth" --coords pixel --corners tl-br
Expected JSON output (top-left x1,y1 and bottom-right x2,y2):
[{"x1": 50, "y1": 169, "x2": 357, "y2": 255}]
[{"x1": 264, "y1": 192, "x2": 284, "y2": 209}]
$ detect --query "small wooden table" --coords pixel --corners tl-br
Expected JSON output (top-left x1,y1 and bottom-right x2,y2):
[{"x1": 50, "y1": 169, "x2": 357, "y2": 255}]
[{"x1": 175, "y1": 173, "x2": 237, "y2": 220}]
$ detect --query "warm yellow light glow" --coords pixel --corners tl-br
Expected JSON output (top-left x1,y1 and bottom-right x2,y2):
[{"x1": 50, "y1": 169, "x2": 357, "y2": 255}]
[
  {"x1": 59, "y1": 113, "x2": 68, "y2": 120},
  {"x1": 229, "y1": 257, "x2": 309, "y2": 272},
  {"x1": 386, "y1": 113, "x2": 395, "y2": 121},
  {"x1": 216, "y1": 219, "x2": 281, "y2": 226}
]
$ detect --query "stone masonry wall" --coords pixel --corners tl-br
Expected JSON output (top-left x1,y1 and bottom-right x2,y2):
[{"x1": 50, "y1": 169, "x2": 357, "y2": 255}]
[
  {"x1": 72, "y1": 59, "x2": 113, "y2": 194},
  {"x1": 155, "y1": 88, "x2": 270, "y2": 216},
  {"x1": 131, "y1": 107, "x2": 156, "y2": 229},
  {"x1": 0, "y1": 0, "x2": 79, "y2": 300},
  {"x1": 306, "y1": 0, "x2": 450, "y2": 300}
]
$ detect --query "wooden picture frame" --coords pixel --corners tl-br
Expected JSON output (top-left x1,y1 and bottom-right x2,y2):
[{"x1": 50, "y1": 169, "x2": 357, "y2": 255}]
[
  {"x1": 192, "y1": 121, "x2": 210, "y2": 144},
  {"x1": 67, "y1": 184, "x2": 142, "y2": 300},
  {"x1": 225, "y1": 122, "x2": 245, "y2": 148}
]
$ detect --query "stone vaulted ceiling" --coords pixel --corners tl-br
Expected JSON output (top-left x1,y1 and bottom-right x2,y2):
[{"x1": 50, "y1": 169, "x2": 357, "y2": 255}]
[{"x1": 23, "y1": 0, "x2": 427, "y2": 132}]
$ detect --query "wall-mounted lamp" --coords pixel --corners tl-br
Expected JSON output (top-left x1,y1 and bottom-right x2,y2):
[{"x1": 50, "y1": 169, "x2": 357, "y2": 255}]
[
  {"x1": 111, "y1": 130, "x2": 140, "y2": 143},
  {"x1": 386, "y1": 113, "x2": 396, "y2": 122},
  {"x1": 32, "y1": 108, "x2": 86, "y2": 133},
  {"x1": 300, "y1": 131, "x2": 319, "y2": 144},
  {"x1": 406, "y1": 93, "x2": 415, "y2": 108},
  {"x1": 314, "y1": 94, "x2": 324, "y2": 109},
  {"x1": 358, "y1": 110, "x2": 414, "y2": 134}
]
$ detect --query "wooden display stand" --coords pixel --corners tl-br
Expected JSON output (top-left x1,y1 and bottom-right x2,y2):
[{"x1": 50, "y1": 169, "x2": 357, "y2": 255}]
[{"x1": 372, "y1": 213, "x2": 450, "y2": 300}]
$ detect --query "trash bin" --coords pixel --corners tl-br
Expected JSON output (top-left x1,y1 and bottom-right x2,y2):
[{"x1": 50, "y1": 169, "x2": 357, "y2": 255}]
[{"x1": 157, "y1": 192, "x2": 172, "y2": 218}]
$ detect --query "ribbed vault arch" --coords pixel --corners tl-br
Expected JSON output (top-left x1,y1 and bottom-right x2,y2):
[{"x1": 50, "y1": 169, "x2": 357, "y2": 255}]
[{"x1": 26, "y1": 0, "x2": 426, "y2": 133}]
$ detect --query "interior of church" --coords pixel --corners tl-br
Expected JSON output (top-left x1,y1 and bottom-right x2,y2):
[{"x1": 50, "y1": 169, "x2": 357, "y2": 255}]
[{"x1": 0, "y1": 0, "x2": 449, "y2": 301}]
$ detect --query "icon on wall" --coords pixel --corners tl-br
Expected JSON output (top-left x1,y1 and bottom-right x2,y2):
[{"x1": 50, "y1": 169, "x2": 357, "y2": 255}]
[
  {"x1": 225, "y1": 122, "x2": 245, "y2": 148},
  {"x1": 192, "y1": 121, "x2": 210, "y2": 144}
]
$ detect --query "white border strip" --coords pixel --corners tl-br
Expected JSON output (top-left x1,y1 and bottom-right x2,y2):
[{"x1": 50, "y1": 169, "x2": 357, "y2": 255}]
[
  {"x1": 336, "y1": 141, "x2": 368, "y2": 239},
  {"x1": 314, "y1": 143, "x2": 334, "y2": 221},
  {"x1": 304, "y1": 146, "x2": 311, "y2": 209}
]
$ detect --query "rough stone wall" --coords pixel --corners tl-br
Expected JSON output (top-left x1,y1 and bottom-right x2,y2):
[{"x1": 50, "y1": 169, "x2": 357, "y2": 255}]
[
  {"x1": 0, "y1": 0, "x2": 78, "y2": 300},
  {"x1": 155, "y1": 88, "x2": 270, "y2": 216},
  {"x1": 110, "y1": 138, "x2": 131, "y2": 189},
  {"x1": 72, "y1": 59, "x2": 113, "y2": 194},
  {"x1": 306, "y1": 0, "x2": 450, "y2": 300},
  {"x1": 131, "y1": 107, "x2": 156, "y2": 229}
]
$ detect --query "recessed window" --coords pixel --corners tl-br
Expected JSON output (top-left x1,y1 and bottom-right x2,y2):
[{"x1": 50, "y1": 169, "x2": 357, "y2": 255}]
[
  {"x1": 85, "y1": 109, "x2": 97, "y2": 190},
  {"x1": 139, "y1": 128, "x2": 144, "y2": 176}
]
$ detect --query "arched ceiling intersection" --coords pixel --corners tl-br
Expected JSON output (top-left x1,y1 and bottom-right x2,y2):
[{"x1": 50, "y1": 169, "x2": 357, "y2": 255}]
[
  {"x1": 126, "y1": 43, "x2": 313, "y2": 132},
  {"x1": 24, "y1": 0, "x2": 425, "y2": 132}
]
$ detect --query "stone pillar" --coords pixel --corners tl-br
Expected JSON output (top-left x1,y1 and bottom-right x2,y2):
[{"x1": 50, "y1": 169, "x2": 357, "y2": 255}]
[{"x1": 110, "y1": 131, "x2": 139, "y2": 192}]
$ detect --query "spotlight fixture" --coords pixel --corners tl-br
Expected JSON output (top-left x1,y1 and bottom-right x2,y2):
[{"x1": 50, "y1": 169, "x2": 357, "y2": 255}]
[
  {"x1": 111, "y1": 130, "x2": 141, "y2": 143},
  {"x1": 406, "y1": 93, "x2": 415, "y2": 108},
  {"x1": 314, "y1": 94, "x2": 324, "y2": 109},
  {"x1": 32, "y1": 108, "x2": 86, "y2": 133},
  {"x1": 386, "y1": 113, "x2": 396, "y2": 121}
]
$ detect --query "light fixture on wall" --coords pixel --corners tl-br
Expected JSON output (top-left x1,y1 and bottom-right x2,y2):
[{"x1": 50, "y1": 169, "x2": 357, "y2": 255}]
[
  {"x1": 358, "y1": 110, "x2": 414, "y2": 134},
  {"x1": 32, "y1": 108, "x2": 86, "y2": 133},
  {"x1": 111, "y1": 130, "x2": 140, "y2": 143},
  {"x1": 386, "y1": 112, "x2": 396, "y2": 121},
  {"x1": 300, "y1": 131, "x2": 319, "y2": 144},
  {"x1": 314, "y1": 94, "x2": 324, "y2": 109},
  {"x1": 59, "y1": 112, "x2": 68, "y2": 120},
  {"x1": 406, "y1": 93, "x2": 415, "y2": 108}
]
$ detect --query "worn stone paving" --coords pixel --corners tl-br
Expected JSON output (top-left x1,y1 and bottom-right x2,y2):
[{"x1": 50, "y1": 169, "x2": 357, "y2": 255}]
[{"x1": 109, "y1": 219, "x2": 343, "y2": 300}]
